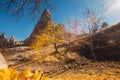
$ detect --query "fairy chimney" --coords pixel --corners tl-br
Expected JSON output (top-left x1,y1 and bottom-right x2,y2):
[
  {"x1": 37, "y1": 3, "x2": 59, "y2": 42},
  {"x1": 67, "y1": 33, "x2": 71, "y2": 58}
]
[
  {"x1": 30, "y1": 9, "x2": 52, "y2": 37},
  {"x1": 9, "y1": 35, "x2": 15, "y2": 47},
  {"x1": 2, "y1": 33, "x2": 6, "y2": 39},
  {"x1": 101, "y1": 22, "x2": 108, "y2": 30},
  {"x1": 25, "y1": 9, "x2": 52, "y2": 46}
]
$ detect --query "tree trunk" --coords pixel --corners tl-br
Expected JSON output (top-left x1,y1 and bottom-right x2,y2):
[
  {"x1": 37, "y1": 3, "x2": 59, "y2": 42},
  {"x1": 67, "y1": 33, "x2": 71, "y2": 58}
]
[
  {"x1": 89, "y1": 43, "x2": 96, "y2": 61},
  {"x1": 54, "y1": 43, "x2": 58, "y2": 52}
]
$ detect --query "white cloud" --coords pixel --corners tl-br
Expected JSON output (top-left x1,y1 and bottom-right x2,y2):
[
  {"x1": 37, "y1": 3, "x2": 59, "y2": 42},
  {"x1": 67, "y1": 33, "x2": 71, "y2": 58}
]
[{"x1": 106, "y1": 0, "x2": 120, "y2": 13}]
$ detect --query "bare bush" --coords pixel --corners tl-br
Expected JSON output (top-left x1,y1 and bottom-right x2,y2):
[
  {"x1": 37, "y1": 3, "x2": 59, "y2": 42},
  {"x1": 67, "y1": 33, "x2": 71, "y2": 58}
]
[{"x1": 82, "y1": 3, "x2": 109, "y2": 34}]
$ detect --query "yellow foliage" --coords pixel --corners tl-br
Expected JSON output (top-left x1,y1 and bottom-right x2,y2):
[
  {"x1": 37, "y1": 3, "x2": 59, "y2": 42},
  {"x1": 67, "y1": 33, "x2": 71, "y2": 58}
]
[
  {"x1": 0, "y1": 68, "x2": 118, "y2": 80},
  {"x1": 0, "y1": 68, "x2": 50, "y2": 80},
  {"x1": 55, "y1": 72, "x2": 116, "y2": 80},
  {"x1": 31, "y1": 21, "x2": 64, "y2": 50}
]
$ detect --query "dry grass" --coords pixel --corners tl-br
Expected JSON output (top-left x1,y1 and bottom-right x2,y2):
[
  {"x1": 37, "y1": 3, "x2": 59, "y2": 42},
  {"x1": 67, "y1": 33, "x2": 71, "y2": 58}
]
[
  {"x1": 54, "y1": 72, "x2": 117, "y2": 80},
  {"x1": 3, "y1": 46, "x2": 120, "y2": 80},
  {"x1": 54, "y1": 66, "x2": 120, "y2": 80}
]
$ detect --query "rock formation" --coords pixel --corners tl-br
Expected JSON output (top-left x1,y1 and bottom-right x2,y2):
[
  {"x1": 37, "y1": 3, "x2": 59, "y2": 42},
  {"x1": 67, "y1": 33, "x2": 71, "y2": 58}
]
[
  {"x1": 100, "y1": 22, "x2": 108, "y2": 30},
  {"x1": 0, "y1": 33, "x2": 20, "y2": 48},
  {"x1": 67, "y1": 22, "x2": 120, "y2": 61},
  {"x1": 2, "y1": 33, "x2": 6, "y2": 39},
  {"x1": 0, "y1": 53, "x2": 8, "y2": 69},
  {"x1": 0, "y1": 33, "x2": 8, "y2": 48},
  {"x1": 24, "y1": 8, "x2": 52, "y2": 45},
  {"x1": 9, "y1": 35, "x2": 15, "y2": 47},
  {"x1": 89, "y1": 22, "x2": 120, "y2": 61}
]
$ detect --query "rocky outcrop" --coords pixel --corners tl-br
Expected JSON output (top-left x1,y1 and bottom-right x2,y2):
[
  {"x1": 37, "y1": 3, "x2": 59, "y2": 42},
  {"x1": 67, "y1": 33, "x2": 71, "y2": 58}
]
[
  {"x1": 0, "y1": 33, "x2": 9, "y2": 48},
  {"x1": 0, "y1": 33, "x2": 22, "y2": 48},
  {"x1": 89, "y1": 22, "x2": 120, "y2": 61},
  {"x1": 31, "y1": 9, "x2": 52, "y2": 37},
  {"x1": 0, "y1": 53, "x2": 8, "y2": 69},
  {"x1": 68, "y1": 22, "x2": 120, "y2": 61},
  {"x1": 24, "y1": 9, "x2": 52, "y2": 46},
  {"x1": 100, "y1": 22, "x2": 108, "y2": 30},
  {"x1": 9, "y1": 35, "x2": 15, "y2": 47}
]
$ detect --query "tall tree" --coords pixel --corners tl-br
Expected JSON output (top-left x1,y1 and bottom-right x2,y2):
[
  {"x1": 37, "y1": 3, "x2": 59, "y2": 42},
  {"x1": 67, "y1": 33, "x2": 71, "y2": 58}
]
[{"x1": 30, "y1": 21, "x2": 64, "y2": 52}]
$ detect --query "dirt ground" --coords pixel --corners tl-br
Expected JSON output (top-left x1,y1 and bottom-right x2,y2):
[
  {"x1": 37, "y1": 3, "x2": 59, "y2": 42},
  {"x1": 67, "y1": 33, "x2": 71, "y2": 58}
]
[{"x1": 3, "y1": 46, "x2": 120, "y2": 80}]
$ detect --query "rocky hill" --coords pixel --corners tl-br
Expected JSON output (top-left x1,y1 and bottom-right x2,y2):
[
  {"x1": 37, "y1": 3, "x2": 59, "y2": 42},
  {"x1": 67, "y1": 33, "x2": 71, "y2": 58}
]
[{"x1": 67, "y1": 22, "x2": 120, "y2": 61}]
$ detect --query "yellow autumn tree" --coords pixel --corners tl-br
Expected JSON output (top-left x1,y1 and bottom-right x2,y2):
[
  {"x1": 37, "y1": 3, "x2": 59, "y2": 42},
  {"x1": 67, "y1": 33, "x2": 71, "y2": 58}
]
[{"x1": 30, "y1": 21, "x2": 64, "y2": 52}]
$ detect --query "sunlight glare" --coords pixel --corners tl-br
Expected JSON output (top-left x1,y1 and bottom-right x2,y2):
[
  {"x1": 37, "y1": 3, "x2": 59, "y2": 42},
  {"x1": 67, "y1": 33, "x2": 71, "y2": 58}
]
[{"x1": 109, "y1": 0, "x2": 120, "y2": 13}]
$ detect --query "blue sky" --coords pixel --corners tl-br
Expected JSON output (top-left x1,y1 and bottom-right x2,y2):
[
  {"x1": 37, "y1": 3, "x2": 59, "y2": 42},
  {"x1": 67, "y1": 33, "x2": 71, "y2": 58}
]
[{"x1": 0, "y1": 0, "x2": 120, "y2": 40}]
